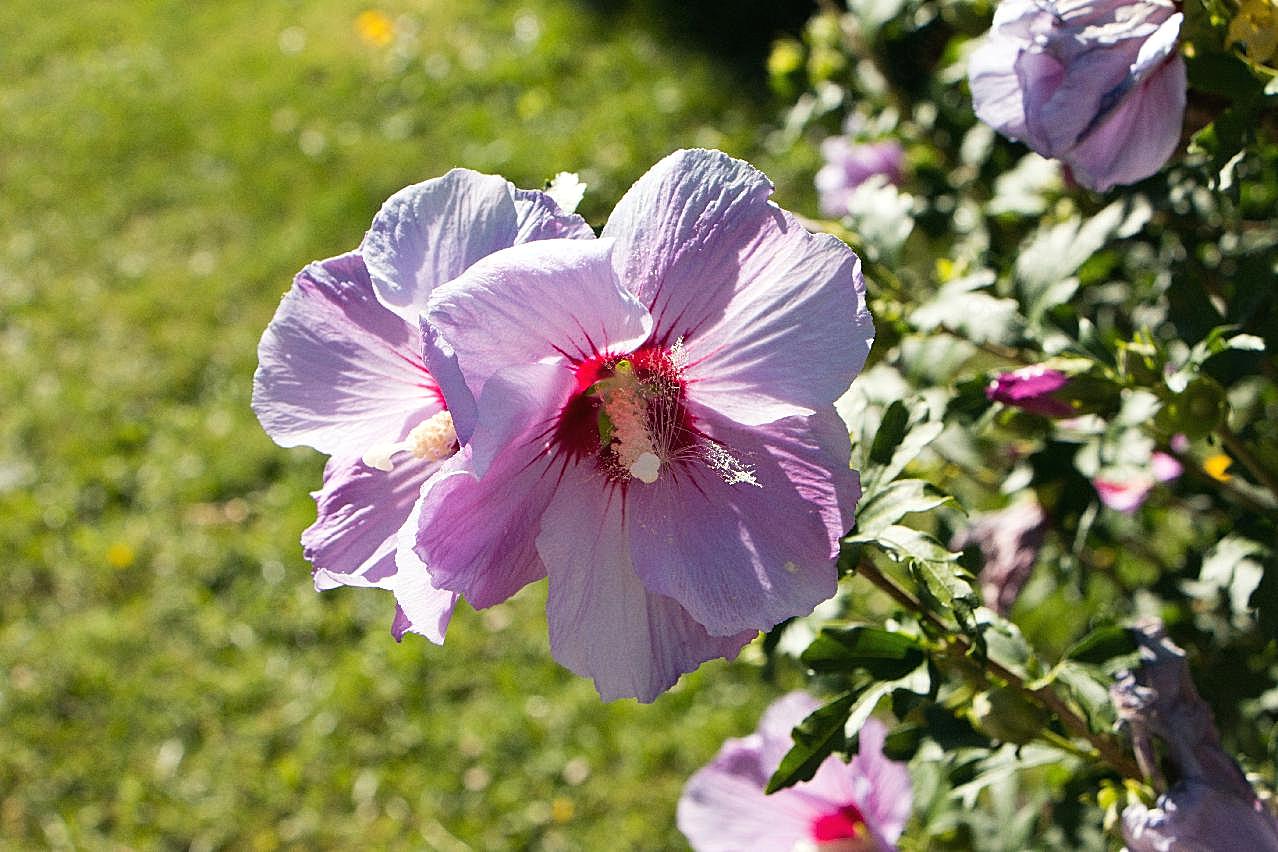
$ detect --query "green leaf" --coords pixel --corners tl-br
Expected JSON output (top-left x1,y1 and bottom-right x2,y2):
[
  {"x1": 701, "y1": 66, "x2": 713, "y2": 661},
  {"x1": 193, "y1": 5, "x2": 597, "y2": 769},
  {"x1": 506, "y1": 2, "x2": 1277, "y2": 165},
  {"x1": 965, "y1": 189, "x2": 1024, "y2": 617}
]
[
  {"x1": 855, "y1": 478, "x2": 955, "y2": 536},
  {"x1": 868, "y1": 400, "x2": 910, "y2": 468},
  {"x1": 766, "y1": 692, "x2": 855, "y2": 793},
  {"x1": 867, "y1": 525, "x2": 960, "y2": 565},
  {"x1": 910, "y1": 557, "x2": 979, "y2": 623},
  {"x1": 910, "y1": 271, "x2": 1022, "y2": 345},
  {"x1": 1064, "y1": 625, "x2": 1139, "y2": 667},
  {"x1": 801, "y1": 626, "x2": 926, "y2": 679},
  {"x1": 860, "y1": 400, "x2": 944, "y2": 496},
  {"x1": 1015, "y1": 198, "x2": 1152, "y2": 324}
]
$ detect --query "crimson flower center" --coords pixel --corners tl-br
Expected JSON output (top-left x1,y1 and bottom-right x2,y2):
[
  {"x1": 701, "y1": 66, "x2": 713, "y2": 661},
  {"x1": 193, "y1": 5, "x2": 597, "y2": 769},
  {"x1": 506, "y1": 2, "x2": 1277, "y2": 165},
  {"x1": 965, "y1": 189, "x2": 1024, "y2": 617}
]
[
  {"x1": 811, "y1": 802, "x2": 869, "y2": 843},
  {"x1": 552, "y1": 344, "x2": 696, "y2": 483}
]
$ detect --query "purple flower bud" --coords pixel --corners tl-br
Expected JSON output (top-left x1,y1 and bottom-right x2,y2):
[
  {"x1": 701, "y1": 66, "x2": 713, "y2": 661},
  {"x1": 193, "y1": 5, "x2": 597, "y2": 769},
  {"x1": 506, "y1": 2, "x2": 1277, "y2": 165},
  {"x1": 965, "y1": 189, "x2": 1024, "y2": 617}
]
[
  {"x1": 816, "y1": 137, "x2": 905, "y2": 217},
  {"x1": 986, "y1": 366, "x2": 1075, "y2": 418},
  {"x1": 968, "y1": 0, "x2": 1186, "y2": 192},
  {"x1": 1114, "y1": 621, "x2": 1278, "y2": 852},
  {"x1": 951, "y1": 498, "x2": 1048, "y2": 615}
]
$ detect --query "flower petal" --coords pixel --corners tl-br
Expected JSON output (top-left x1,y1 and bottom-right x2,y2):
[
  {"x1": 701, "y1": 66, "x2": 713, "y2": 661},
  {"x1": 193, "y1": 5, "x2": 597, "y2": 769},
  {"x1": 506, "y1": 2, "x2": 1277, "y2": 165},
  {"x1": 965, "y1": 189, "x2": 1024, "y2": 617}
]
[
  {"x1": 1063, "y1": 53, "x2": 1186, "y2": 191},
  {"x1": 1019, "y1": 37, "x2": 1144, "y2": 157},
  {"x1": 683, "y1": 226, "x2": 871, "y2": 426},
  {"x1": 629, "y1": 408, "x2": 858, "y2": 636},
  {"x1": 387, "y1": 542, "x2": 458, "y2": 645},
  {"x1": 537, "y1": 468, "x2": 754, "y2": 703},
  {"x1": 424, "y1": 238, "x2": 653, "y2": 407},
  {"x1": 845, "y1": 719, "x2": 913, "y2": 844},
  {"x1": 410, "y1": 363, "x2": 576, "y2": 608},
  {"x1": 968, "y1": 2, "x2": 1040, "y2": 142},
  {"x1": 252, "y1": 253, "x2": 437, "y2": 457},
  {"x1": 361, "y1": 169, "x2": 593, "y2": 322},
  {"x1": 512, "y1": 188, "x2": 596, "y2": 243},
  {"x1": 303, "y1": 454, "x2": 457, "y2": 644},
  {"x1": 304, "y1": 453, "x2": 443, "y2": 589},
  {"x1": 603, "y1": 149, "x2": 872, "y2": 425},
  {"x1": 678, "y1": 739, "x2": 827, "y2": 851}
]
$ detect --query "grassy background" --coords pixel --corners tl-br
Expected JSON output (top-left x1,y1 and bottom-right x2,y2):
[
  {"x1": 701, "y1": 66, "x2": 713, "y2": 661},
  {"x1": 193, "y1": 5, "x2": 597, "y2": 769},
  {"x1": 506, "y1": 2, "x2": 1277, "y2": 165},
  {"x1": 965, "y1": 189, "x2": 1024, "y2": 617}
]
[{"x1": 0, "y1": 0, "x2": 823, "y2": 847}]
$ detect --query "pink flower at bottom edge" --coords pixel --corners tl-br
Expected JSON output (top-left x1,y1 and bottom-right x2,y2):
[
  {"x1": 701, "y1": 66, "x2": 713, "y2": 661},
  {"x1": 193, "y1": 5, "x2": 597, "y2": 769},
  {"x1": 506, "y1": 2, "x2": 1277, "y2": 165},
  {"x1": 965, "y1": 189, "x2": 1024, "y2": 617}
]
[{"x1": 678, "y1": 692, "x2": 912, "y2": 851}]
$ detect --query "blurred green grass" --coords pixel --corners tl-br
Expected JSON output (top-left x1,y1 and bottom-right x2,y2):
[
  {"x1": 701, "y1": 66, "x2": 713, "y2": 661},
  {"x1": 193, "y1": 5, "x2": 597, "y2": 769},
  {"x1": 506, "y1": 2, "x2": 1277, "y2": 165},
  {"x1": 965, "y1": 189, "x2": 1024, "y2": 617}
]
[{"x1": 0, "y1": 0, "x2": 817, "y2": 847}]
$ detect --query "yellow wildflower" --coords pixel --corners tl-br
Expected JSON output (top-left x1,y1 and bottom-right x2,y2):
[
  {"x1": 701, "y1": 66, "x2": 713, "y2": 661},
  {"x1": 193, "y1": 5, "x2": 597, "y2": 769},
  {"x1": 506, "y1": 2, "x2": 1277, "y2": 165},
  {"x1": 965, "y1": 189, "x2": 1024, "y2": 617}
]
[
  {"x1": 106, "y1": 541, "x2": 136, "y2": 569},
  {"x1": 356, "y1": 10, "x2": 395, "y2": 47},
  {"x1": 1204, "y1": 453, "x2": 1234, "y2": 482}
]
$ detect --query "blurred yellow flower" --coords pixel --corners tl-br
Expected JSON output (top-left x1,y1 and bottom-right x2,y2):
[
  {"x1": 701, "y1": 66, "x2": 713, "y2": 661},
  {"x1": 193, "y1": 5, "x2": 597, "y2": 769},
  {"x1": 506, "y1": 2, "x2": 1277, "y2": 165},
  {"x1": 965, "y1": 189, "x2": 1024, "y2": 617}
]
[
  {"x1": 106, "y1": 541, "x2": 136, "y2": 569},
  {"x1": 1204, "y1": 453, "x2": 1234, "y2": 482},
  {"x1": 356, "y1": 10, "x2": 395, "y2": 47},
  {"x1": 1229, "y1": 0, "x2": 1278, "y2": 65},
  {"x1": 551, "y1": 797, "x2": 574, "y2": 824}
]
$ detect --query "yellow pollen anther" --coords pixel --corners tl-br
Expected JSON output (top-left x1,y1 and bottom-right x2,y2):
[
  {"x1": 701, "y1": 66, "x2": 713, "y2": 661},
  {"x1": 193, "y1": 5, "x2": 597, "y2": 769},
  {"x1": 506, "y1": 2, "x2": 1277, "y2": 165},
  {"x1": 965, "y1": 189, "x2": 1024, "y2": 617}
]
[
  {"x1": 362, "y1": 410, "x2": 456, "y2": 472},
  {"x1": 407, "y1": 410, "x2": 457, "y2": 461}
]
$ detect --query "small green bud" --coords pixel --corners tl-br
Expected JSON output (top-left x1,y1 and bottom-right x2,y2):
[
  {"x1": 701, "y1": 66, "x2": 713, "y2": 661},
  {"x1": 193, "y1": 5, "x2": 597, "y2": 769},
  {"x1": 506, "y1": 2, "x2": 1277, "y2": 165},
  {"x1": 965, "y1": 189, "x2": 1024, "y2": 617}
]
[
  {"x1": 805, "y1": 14, "x2": 843, "y2": 48},
  {"x1": 1154, "y1": 377, "x2": 1227, "y2": 440},
  {"x1": 767, "y1": 39, "x2": 804, "y2": 79}
]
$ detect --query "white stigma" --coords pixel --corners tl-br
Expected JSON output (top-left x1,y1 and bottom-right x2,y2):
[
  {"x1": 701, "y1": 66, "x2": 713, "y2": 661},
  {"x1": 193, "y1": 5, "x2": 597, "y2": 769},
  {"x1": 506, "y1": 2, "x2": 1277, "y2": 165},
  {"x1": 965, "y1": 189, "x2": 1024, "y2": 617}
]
[
  {"x1": 629, "y1": 451, "x2": 661, "y2": 484},
  {"x1": 362, "y1": 410, "x2": 457, "y2": 472}
]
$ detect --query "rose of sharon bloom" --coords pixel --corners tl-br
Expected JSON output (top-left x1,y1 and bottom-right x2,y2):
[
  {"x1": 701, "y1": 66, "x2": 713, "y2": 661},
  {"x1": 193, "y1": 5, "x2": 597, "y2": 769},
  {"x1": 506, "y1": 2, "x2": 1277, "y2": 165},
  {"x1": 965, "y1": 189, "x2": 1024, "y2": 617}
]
[
  {"x1": 816, "y1": 137, "x2": 905, "y2": 218},
  {"x1": 678, "y1": 692, "x2": 912, "y2": 851},
  {"x1": 951, "y1": 497, "x2": 1048, "y2": 615},
  {"x1": 1114, "y1": 621, "x2": 1278, "y2": 851},
  {"x1": 252, "y1": 169, "x2": 592, "y2": 641},
  {"x1": 411, "y1": 149, "x2": 873, "y2": 702},
  {"x1": 986, "y1": 366, "x2": 1075, "y2": 418},
  {"x1": 968, "y1": 0, "x2": 1186, "y2": 191}
]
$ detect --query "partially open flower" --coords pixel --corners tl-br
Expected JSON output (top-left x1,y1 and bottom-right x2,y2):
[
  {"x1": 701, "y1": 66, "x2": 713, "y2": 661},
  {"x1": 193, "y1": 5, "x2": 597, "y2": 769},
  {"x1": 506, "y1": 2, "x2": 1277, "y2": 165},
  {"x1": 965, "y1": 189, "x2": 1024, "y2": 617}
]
[
  {"x1": 1114, "y1": 621, "x2": 1278, "y2": 851},
  {"x1": 968, "y1": 0, "x2": 1186, "y2": 191},
  {"x1": 816, "y1": 137, "x2": 905, "y2": 218}
]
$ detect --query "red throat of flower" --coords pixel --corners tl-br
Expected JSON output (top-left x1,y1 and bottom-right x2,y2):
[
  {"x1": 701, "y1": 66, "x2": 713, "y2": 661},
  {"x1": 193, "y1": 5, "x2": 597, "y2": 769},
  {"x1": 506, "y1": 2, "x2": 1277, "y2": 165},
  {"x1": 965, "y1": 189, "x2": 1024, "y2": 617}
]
[
  {"x1": 811, "y1": 802, "x2": 872, "y2": 846},
  {"x1": 552, "y1": 343, "x2": 698, "y2": 484}
]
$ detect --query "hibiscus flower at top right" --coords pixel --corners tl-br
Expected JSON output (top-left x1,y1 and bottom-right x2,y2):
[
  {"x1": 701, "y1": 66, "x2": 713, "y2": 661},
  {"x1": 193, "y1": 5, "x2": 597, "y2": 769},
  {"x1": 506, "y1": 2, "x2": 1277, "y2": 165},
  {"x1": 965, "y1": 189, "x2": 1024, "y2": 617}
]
[{"x1": 967, "y1": 0, "x2": 1186, "y2": 192}]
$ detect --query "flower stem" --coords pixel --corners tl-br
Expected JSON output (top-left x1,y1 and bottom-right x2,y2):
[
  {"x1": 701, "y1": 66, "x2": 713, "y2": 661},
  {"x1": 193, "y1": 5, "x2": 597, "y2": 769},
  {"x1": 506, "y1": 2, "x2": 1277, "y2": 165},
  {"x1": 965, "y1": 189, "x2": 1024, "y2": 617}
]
[{"x1": 854, "y1": 559, "x2": 1142, "y2": 779}]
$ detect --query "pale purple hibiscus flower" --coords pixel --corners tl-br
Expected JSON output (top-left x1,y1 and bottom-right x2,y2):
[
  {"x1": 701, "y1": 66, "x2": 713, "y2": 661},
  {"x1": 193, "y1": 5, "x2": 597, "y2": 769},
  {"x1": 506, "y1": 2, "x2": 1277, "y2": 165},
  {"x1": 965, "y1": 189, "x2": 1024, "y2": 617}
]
[
  {"x1": 816, "y1": 137, "x2": 905, "y2": 218},
  {"x1": 1114, "y1": 621, "x2": 1278, "y2": 851},
  {"x1": 951, "y1": 497, "x2": 1048, "y2": 615},
  {"x1": 678, "y1": 692, "x2": 912, "y2": 851},
  {"x1": 252, "y1": 169, "x2": 592, "y2": 641},
  {"x1": 409, "y1": 149, "x2": 873, "y2": 702},
  {"x1": 986, "y1": 366, "x2": 1075, "y2": 417},
  {"x1": 968, "y1": 0, "x2": 1186, "y2": 192}
]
